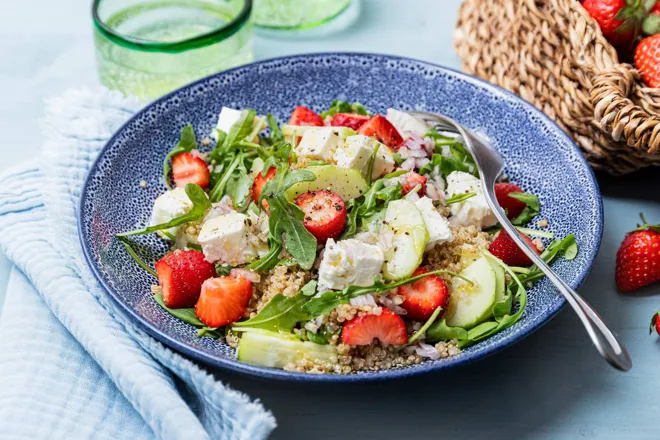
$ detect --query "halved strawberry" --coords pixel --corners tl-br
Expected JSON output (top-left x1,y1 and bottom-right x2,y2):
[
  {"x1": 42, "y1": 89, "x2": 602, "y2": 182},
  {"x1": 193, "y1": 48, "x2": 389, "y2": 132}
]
[
  {"x1": 401, "y1": 172, "x2": 428, "y2": 196},
  {"x1": 252, "y1": 166, "x2": 277, "y2": 210},
  {"x1": 155, "y1": 250, "x2": 216, "y2": 308},
  {"x1": 330, "y1": 113, "x2": 370, "y2": 131},
  {"x1": 195, "y1": 275, "x2": 253, "y2": 327},
  {"x1": 494, "y1": 182, "x2": 526, "y2": 219},
  {"x1": 341, "y1": 308, "x2": 408, "y2": 346},
  {"x1": 172, "y1": 152, "x2": 210, "y2": 189},
  {"x1": 398, "y1": 267, "x2": 449, "y2": 321},
  {"x1": 289, "y1": 106, "x2": 324, "y2": 126},
  {"x1": 295, "y1": 190, "x2": 347, "y2": 243},
  {"x1": 488, "y1": 230, "x2": 540, "y2": 267},
  {"x1": 358, "y1": 115, "x2": 404, "y2": 150}
]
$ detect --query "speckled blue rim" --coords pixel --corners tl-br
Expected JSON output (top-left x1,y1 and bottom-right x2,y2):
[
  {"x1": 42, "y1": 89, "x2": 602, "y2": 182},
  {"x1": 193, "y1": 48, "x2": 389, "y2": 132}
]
[{"x1": 78, "y1": 52, "x2": 604, "y2": 382}]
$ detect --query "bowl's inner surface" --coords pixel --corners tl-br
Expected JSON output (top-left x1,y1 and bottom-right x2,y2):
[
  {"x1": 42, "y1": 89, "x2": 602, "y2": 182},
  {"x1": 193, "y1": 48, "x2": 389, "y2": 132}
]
[{"x1": 80, "y1": 54, "x2": 602, "y2": 380}]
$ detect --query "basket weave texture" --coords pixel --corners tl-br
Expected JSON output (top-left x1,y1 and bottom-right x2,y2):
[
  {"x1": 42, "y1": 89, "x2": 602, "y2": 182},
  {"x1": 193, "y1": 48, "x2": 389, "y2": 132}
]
[{"x1": 454, "y1": 0, "x2": 660, "y2": 175}]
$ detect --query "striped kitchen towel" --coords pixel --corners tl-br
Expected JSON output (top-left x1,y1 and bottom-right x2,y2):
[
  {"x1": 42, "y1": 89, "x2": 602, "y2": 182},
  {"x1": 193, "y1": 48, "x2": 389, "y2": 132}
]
[{"x1": 0, "y1": 89, "x2": 276, "y2": 440}]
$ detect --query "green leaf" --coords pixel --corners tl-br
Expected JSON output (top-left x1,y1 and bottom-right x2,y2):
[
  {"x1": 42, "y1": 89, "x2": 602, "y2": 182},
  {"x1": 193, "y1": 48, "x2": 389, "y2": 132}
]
[
  {"x1": 300, "y1": 280, "x2": 318, "y2": 296},
  {"x1": 319, "y1": 100, "x2": 369, "y2": 118},
  {"x1": 282, "y1": 169, "x2": 316, "y2": 192},
  {"x1": 116, "y1": 236, "x2": 157, "y2": 277},
  {"x1": 306, "y1": 326, "x2": 339, "y2": 345},
  {"x1": 227, "y1": 173, "x2": 253, "y2": 211},
  {"x1": 247, "y1": 240, "x2": 283, "y2": 272},
  {"x1": 510, "y1": 192, "x2": 541, "y2": 226},
  {"x1": 643, "y1": 14, "x2": 660, "y2": 35},
  {"x1": 268, "y1": 197, "x2": 317, "y2": 270},
  {"x1": 365, "y1": 142, "x2": 381, "y2": 184},
  {"x1": 418, "y1": 153, "x2": 471, "y2": 177},
  {"x1": 163, "y1": 124, "x2": 198, "y2": 189},
  {"x1": 445, "y1": 192, "x2": 476, "y2": 205},
  {"x1": 426, "y1": 319, "x2": 469, "y2": 343},
  {"x1": 154, "y1": 293, "x2": 204, "y2": 327},
  {"x1": 215, "y1": 264, "x2": 233, "y2": 276},
  {"x1": 209, "y1": 154, "x2": 242, "y2": 202},
  {"x1": 210, "y1": 109, "x2": 257, "y2": 164},
  {"x1": 117, "y1": 184, "x2": 211, "y2": 237},
  {"x1": 266, "y1": 113, "x2": 284, "y2": 143},
  {"x1": 233, "y1": 285, "x2": 315, "y2": 332},
  {"x1": 407, "y1": 306, "x2": 443, "y2": 345}
]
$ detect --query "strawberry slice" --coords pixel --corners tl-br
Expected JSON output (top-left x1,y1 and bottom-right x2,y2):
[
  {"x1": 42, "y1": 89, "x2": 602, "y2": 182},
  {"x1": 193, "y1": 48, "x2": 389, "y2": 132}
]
[
  {"x1": 341, "y1": 308, "x2": 408, "y2": 346},
  {"x1": 401, "y1": 172, "x2": 428, "y2": 196},
  {"x1": 295, "y1": 190, "x2": 347, "y2": 243},
  {"x1": 172, "y1": 152, "x2": 210, "y2": 189},
  {"x1": 494, "y1": 182, "x2": 526, "y2": 219},
  {"x1": 398, "y1": 267, "x2": 449, "y2": 321},
  {"x1": 289, "y1": 106, "x2": 324, "y2": 126},
  {"x1": 155, "y1": 250, "x2": 216, "y2": 308},
  {"x1": 358, "y1": 115, "x2": 404, "y2": 150},
  {"x1": 252, "y1": 166, "x2": 277, "y2": 210},
  {"x1": 195, "y1": 275, "x2": 253, "y2": 327},
  {"x1": 488, "y1": 230, "x2": 540, "y2": 267},
  {"x1": 330, "y1": 113, "x2": 370, "y2": 131}
]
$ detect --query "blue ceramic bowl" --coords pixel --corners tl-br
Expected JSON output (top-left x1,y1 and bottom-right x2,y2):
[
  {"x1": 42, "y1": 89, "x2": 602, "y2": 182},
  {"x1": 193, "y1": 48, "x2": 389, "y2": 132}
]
[{"x1": 79, "y1": 53, "x2": 603, "y2": 381}]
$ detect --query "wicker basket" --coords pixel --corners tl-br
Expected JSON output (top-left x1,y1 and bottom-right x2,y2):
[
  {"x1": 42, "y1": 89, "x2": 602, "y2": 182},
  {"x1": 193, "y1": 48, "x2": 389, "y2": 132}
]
[{"x1": 454, "y1": 0, "x2": 660, "y2": 175}]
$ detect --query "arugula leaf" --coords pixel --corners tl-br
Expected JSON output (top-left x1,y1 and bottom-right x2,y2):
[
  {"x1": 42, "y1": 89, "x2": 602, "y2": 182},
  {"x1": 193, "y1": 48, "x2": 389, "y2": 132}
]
[
  {"x1": 266, "y1": 113, "x2": 284, "y2": 144},
  {"x1": 445, "y1": 192, "x2": 476, "y2": 205},
  {"x1": 304, "y1": 269, "x2": 465, "y2": 317},
  {"x1": 233, "y1": 291, "x2": 311, "y2": 332},
  {"x1": 306, "y1": 326, "x2": 339, "y2": 345},
  {"x1": 300, "y1": 280, "x2": 318, "y2": 296},
  {"x1": 154, "y1": 294, "x2": 223, "y2": 338},
  {"x1": 365, "y1": 142, "x2": 381, "y2": 184},
  {"x1": 215, "y1": 264, "x2": 233, "y2": 276},
  {"x1": 320, "y1": 100, "x2": 369, "y2": 118},
  {"x1": 426, "y1": 319, "x2": 469, "y2": 343},
  {"x1": 407, "y1": 306, "x2": 443, "y2": 345},
  {"x1": 117, "y1": 184, "x2": 211, "y2": 237},
  {"x1": 163, "y1": 124, "x2": 197, "y2": 189},
  {"x1": 255, "y1": 165, "x2": 318, "y2": 270},
  {"x1": 226, "y1": 173, "x2": 253, "y2": 211},
  {"x1": 425, "y1": 128, "x2": 478, "y2": 175},
  {"x1": 209, "y1": 154, "x2": 242, "y2": 202},
  {"x1": 116, "y1": 236, "x2": 157, "y2": 277},
  {"x1": 247, "y1": 241, "x2": 283, "y2": 272},
  {"x1": 418, "y1": 153, "x2": 471, "y2": 177},
  {"x1": 509, "y1": 192, "x2": 540, "y2": 226},
  {"x1": 209, "y1": 109, "x2": 256, "y2": 164}
]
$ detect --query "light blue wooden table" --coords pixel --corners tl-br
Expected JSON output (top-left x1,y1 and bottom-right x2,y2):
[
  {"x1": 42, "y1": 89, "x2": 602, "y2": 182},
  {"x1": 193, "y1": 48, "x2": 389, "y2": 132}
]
[{"x1": 2, "y1": 1, "x2": 659, "y2": 438}]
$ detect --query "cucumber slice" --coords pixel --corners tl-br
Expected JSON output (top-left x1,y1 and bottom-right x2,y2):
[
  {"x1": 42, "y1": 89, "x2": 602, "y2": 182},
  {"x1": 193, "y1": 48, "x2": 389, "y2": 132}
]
[
  {"x1": 489, "y1": 257, "x2": 506, "y2": 304},
  {"x1": 382, "y1": 200, "x2": 429, "y2": 281},
  {"x1": 285, "y1": 165, "x2": 369, "y2": 202},
  {"x1": 237, "y1": 330, "x2": 337, "y2": 369},
  {"x1": 445, "y1": 256, "x2": 497, "y2": 329}
]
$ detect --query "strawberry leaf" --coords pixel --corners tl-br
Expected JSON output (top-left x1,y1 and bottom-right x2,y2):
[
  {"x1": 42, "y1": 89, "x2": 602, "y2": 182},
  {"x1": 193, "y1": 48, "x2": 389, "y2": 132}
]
[{"x1": 643, "y1": 15, "x2": 660, "y2": 35}]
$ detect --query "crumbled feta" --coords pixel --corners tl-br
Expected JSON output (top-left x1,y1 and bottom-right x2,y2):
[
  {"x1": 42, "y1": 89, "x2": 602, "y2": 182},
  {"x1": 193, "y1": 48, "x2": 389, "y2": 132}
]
[
  {"x1": 149, "y1": 187, "x2": 194, "y2": 239},
  {"x1": 333, "y1": 135, "x2": 395, "y2": 179},
  {"x1": 317, "y1": 238, "x2": 385, "y2": 292},
  {"x1": 446, "y1": 171, "x2": 497, "y2": 230},
  {"x1": 415, "y1": 196, "x2": 453, "y2": 250},
  {"x1": 294, "y1": 127, "x2": 341, "y2": 162},
  {"x1": 386, "y1": 108, "x2": 429, "y2": 137},
  {"x1": 198, "y1": 212, "x2": 268, "y2": 265}
]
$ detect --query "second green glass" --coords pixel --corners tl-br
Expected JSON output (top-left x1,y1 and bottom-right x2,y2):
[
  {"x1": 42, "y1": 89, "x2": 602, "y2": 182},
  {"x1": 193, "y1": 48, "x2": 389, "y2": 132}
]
[{"x1": 253, "y1": 0, "x2": 351, "y2": 29}]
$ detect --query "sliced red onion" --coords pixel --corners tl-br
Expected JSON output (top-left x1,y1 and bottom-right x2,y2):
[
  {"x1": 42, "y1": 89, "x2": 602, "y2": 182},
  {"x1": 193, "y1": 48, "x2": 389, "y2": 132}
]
[
  {"x1": 415, "y1": 342, "x2": 441, "y2": 360},
  {"x1": 400, "y1": 157, "x2": 416, "y2": 170}
]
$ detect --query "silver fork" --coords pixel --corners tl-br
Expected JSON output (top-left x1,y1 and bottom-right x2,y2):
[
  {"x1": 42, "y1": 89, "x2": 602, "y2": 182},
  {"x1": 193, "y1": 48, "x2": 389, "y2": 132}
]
[{"x1": 411, "y1": 111, "x2": 632, "y2": 372}]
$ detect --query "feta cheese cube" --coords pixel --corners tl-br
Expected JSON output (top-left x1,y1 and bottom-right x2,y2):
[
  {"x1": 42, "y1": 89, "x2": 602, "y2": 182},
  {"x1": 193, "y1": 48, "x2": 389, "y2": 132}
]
[
  {"x1": 415, "y1": 196, "x2": 453, "y2": 250},
  {"x1": 295, "y1": 127, "x2": 341, "y2": 161},
  {"x1": 386, "y1": 108, "x2": 430, "y2": 137},
  {"x1": 149, "y1": 187, "x2": 194, "y2": 239},
  {"x1": 446, "y1": 171, "x2": 497, "y2": 230},
  {"x1": 333, "y1": 135, "x2": 395, "y2": 179},
  {"x1": 318, "y1": 238, "x2": 385, "y2": 292},
  {"x1": 198, "y1": 212, "x2": 268, "y2": 265},
  {"x1": 212, "y1": 107, "x2": 243, "y2": 140}
]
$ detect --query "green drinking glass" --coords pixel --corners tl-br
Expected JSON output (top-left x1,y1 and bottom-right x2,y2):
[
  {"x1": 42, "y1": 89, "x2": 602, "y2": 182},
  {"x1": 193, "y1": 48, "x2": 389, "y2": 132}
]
[
  {"x1": 252, "y1": 0, "x2": 353, "y2": 30},
  {"x1": 93, "y1": 0, "x2": 253, "y2": 100}
]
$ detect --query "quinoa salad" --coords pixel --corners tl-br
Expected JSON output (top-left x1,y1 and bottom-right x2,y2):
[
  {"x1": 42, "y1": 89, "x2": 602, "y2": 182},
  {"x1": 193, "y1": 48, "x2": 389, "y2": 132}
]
[{"x1": 117, "y1": 101, "x2": 578, "y2": 374}]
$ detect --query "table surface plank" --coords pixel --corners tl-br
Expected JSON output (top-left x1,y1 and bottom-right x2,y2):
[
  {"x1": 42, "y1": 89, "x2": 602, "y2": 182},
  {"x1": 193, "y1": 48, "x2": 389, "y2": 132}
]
[{"x1": 2, "y1": 0, "x2": 659, "y2": 438}]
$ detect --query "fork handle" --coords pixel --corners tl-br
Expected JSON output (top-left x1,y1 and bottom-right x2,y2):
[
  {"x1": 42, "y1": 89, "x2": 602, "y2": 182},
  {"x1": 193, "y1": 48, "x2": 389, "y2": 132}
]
[{"x1": 487, "y1": 194, "x2": 632, "y2": 371}]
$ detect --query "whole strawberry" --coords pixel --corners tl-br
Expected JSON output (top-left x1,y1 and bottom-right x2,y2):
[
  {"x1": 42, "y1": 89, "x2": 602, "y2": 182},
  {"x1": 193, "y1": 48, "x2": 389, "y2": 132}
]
[
  {"x1": 650, "y1": 308, "x2": 660, "y2": 335},
  {"x1": 615, "y1": 214, "x2": 660, "y2": 292},
  {"x1": 582, "y1": 0, "x2": 650, "y2": 48},
  {"x1": 635, "y1": 34, "x2": 660, "y2": 87}
]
